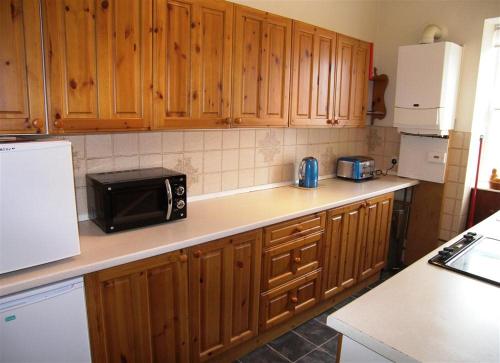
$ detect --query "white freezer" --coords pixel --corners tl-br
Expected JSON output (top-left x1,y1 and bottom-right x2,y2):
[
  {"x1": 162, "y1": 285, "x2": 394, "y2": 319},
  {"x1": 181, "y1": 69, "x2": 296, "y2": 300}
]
[{"x1": 0, "y1": 277, "x2": 91, "y2": 363}]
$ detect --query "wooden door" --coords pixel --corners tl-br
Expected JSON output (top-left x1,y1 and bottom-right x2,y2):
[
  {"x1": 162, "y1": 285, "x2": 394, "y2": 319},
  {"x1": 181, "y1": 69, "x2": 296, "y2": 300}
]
[
  {"x1": 189, "y1": 230, "x2": 262, "y2": 362},
  {"x1": 323, "y1": 205, "x2": 347, "y2": 299},
  {"x1": 43, "y1": 0, "x2": 152, "y2": 133},
  {"x1": 153, "y1": 0, "x2": 233, "y2": 129},
  {"x1": 0, "y1": 0, "x2": 45, "y2": 134},
  {"x1": 85, "y1": 251, "x2": 190, "y2": 363},
  {"x1": 347, "y1": 40, "x2": 370, "y2": 127},
  {"x1": 358, "y1": 193, "x2": 394, "y2": 281},
  {"x1": 334, "y1": 34, "x2": 356, "y2": 126},
  {"x1": 290, "y1": 21, "x2": 336, "y2": 127},
  {"x1": 337, "y1": 201, "x2": 365, "y2": 289},
  {"x1": 232, "y1": 5, "x2": 291, "y2": 127}
]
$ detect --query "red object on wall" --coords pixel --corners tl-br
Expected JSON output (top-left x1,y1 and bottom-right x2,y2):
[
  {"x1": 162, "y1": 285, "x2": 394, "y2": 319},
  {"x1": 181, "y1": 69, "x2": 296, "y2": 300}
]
[{"x1": 369, "y1": 43, "x2": 374, "y2": 80}]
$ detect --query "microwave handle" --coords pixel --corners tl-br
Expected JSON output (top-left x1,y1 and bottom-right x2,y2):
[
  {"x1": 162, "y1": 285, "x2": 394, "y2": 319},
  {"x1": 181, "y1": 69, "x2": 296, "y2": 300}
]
[{"x1": 165, "y1": 179, "x2": 173, "y2": 220}]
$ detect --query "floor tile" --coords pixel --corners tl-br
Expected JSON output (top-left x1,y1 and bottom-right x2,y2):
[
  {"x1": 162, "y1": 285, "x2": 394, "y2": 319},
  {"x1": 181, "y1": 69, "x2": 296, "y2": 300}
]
[
  {"x1": 314, "y1": 306, "x2": 336, "y2": 324},
  {"x1": 320, "y1": 335, "x2": 339, "y2": 357},
  {"x1": 296, "y1": 348, "x2": 334, "y2": 363},
  {"x1": 334, "y1": 296, "x2": 355, "y2": 310},
  {"x1": 268, "y1": 331, "x2": 316, "y2": 362},
  {"x1": 294, "y1": 318, "x2": 338, "y2": 345},
  {"x1": 352, "y1": 287, "x2": 371, "y2": 298},
  {"x1": 239, "y1": 345, "x2": 289, "y2": 363}
]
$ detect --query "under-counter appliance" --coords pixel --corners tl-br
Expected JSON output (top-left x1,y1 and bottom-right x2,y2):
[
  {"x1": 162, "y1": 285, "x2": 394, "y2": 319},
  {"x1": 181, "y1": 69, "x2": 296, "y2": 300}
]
[
  {"x1": 0, "y1": 277, "x2": 91, "y2": 363},
  {"x1": 86, "y1": 167, "x2": 186, "y2": 233},
  {"x1": 298, "y1": 157, "x2": 318, "y2": 188},
  {"x1": 429, "y1": 232, "x2": 500, "y2": 286},
  {"x1": 0, "y1": 140, "x2": 80, "y2": 274},
  {"x1": 336, "y1": 156, "x2": 375, "y2": 181}
]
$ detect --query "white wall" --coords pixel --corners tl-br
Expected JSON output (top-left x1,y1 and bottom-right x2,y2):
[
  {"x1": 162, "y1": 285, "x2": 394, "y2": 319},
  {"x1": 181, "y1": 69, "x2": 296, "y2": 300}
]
[
  {"x1": 229, "y1": 0, "x2": 379, "y2": 42},
  {"x1": 373, "y1": 0, "x2": 500, "y2": 132}
]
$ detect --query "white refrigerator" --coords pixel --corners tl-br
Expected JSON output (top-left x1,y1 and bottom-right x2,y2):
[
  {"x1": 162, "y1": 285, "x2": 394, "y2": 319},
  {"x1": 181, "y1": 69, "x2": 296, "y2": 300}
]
[
  {"x1": 0, "y1": 140, "x2": 81, "y2": 273},
  {"x1": 0, "y1": 277, "x2": 92, "y2": 363}
]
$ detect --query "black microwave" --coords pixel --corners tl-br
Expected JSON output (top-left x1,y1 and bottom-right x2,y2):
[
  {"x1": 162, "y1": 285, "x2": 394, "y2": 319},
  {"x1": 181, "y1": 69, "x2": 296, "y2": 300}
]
[{"x1": 86, "y1": 168, "x2": 186, "y2": 233}]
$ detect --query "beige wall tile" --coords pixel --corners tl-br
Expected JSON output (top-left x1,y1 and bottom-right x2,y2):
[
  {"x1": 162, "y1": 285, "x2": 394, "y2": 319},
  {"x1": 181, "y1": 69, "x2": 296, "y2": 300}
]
[
  {"x1": 296, "y1": 129, "x2": 309, "y2": 144},
  {"x1": 222, "y1": 149, "x2": 239, "y2": 171},
  {"x1": 254, "y1": 167, "x2": 269, "y2": 185},
  {"x1": 443, "y1": 197, "x2": 455, "y2": 214},
  {"x1": 440, "y1": 213, "x2": 453, "y2": 230},
  {"x1": 163, "y1": 153, "x2": 184, "y2": 172},
  {"x1": 223, "y1": 130, "x2": 239, "y2": 149},
  {"x1": 284, "y1": 128, "x2": 297, "y2": 146},
  {"x1": 308, "y1": 129, "x2": 322, "y2": 144},
  {"x1": 87, "y1": 157, "x2": 113, "y2": 174},
  {"x1": 73, "y1": 158, "x2": 86, "y2": 187},
  {"x1": 139, "y1": 132, "x2": 162, "y2": 154},
  {"x1": 113, "y1": 134, "x2": 138, "y2": 156},
  {"x1": 203, "y1": 150, "x2": 222, "y2": 173},
  {"x1": 184, "y1": 131, "x2": 204, "y2": 151},
  {"x1": 446, "y1": 165, "x2": 459, "y2": 182},
  {"x1": 329, "y1": 128, "x2": 339, "y2": 143},
  {"x1": 114, "y1": 156, "x2": 139, "y2": 171},
  {"x1": 447, "y1": 148, "x2": 461, "y2": 166},
  {"x1": 450, "y1": 131, "x2": 464, "y2": 149},
  {"x1": 256, "y1": 147, "x2": 283, "y2": 167},
  {"x1": 439, "y1": 229, "x2": 451, "y2": 241},
  {"x1": 240, "y1": 129, "x2": 256, "y2": 148},
  {"x1": 66, "y1": 136, "x2": 85, "y2": 159},
  {"x1": 75, "y1": 187, "x2": 88, "y2": 219},
  {"x1": 238, "y1": 169, "x2": 254, "y2": 188},
  {"x1": 139, "y1": 154, "x2": 162, "y2": 168},
  {"x1": 221, "y1": 171, "x2": 238, "y2": 191},
  {"x1": 163, "y1": 132, "x2": 183, "y2": 153},
  {"x1": 282, "y1": 164, "x2": 295, "y2": 182},
  {"x1": 283, "y1": 145, "x2": 296, "y2": 164},
  {"x1": 204, "y1": 131, "x2": 222, "y2": 150},
  {"x1": 269, "y1": 165, "x2": 283, "y2": 183},
  {"x1": 239, "y1": 148, "x2": 255, "y2": 169},
  {"x1": 188, "y1": 174, "x2": 203, "y2": 195},
  {"x1": 256, "y1": 129, "x2": 283, "y2": 148},
  {"x1": 203, "y1": 173, "x2": 221, "y2": 193},
  {"x1": 86, "y1": 135, "x2": 112, "y2": 158},
  {"x1": 183, "y1": 152, "x2": 203, "y2": 174}
]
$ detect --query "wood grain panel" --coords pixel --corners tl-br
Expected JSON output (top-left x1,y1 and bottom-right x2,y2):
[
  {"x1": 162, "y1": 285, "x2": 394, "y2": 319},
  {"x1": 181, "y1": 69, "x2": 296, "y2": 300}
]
[
  {"x1": 232, "y1": 5, "x2": 291, "y2": 127},
  {"x1": 347, "y1": 40, "x2": 370, "y2": 127},
  {"x1": 44, "y1": 0, "x2": 152, "y2": 133},
  {"x1": 323, "y1": 207, "x2": 346, "y2": 299},
  {"x1": 358, "y1": 202, "x2": 378, "y2": 280},
  {"x1": 0, "y1": 0, "x2": 45, "y2": 134},
  {"x1": 334, "y1": 34, "x2": 355, "y2": 125},
  {"x1": 373, "y1": 195, "x2": 393, "y2": 271},
  {"x1": 189, "y1": 229, "x2": 262, "y2": 362},
  {"x1": 290, "y1": 21, "x2": 336, "y2": 127},
  {"x1": 85, "y1": 251, "x2": 190, "y2": 363},
  {"x1": 154, "y1": 0, "x2": 232, "y2": 129},
  {"x1": 338, "y1": 202, "x2": 364, "y2": 289},
  {"x1": 264, "y1": 211, "x2": 325, "y2": 247}
]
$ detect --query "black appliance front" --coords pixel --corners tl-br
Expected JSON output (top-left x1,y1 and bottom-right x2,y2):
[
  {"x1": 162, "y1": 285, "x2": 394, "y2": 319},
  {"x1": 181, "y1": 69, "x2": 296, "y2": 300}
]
[{"x1": 86, "y1": 168, "x2": 186, "y2": 233}]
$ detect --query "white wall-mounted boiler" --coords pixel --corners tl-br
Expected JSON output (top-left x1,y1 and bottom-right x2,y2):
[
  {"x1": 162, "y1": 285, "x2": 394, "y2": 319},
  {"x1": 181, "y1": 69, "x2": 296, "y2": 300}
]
[{"x1": 394, "y1": 42, "x2": 462, "y2": 136}]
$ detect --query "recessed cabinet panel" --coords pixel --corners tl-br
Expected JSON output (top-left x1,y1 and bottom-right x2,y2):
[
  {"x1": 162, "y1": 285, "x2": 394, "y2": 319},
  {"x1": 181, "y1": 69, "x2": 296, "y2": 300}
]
[
  {"x1": 232, "y1": 6, "x2": 291, "y2": 127},
  {"x1": 154, "y1": 0, "x2": 233, "y2": 129},
  {"x1": 338, "y1": 202, "x2": 364, "y2": 289},
  {"x1": 323, "y1": 208, "x2": 346, "y2": 299},
  {"x1": 0, "y1": 0, "x2": 45, "y2": 134},
  {"x1": 335, "y1": 34, "x2": 355, "y2": 125},
  {"x1": 44, "y1": 0, "x2": 152, "y2": 132},
  {"x1": 348, "y1": 40, "x2": 370, "y2": 126}
]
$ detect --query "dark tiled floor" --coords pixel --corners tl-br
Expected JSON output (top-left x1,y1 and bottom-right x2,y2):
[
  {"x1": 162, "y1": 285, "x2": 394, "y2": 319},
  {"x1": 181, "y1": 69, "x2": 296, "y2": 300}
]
[{"x1": 238, "y1": 269, "x2": 400, "y2": 362}]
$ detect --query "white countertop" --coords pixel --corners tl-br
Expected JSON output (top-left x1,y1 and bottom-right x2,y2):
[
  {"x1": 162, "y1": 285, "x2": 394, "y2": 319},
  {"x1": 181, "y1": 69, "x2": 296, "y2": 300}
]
[
  {"x1": 0, "y1": 176, "x2": 417, "y2": 297},
  {"x1": 327, "y1": 211, "x2": 500, "y2": 363}
]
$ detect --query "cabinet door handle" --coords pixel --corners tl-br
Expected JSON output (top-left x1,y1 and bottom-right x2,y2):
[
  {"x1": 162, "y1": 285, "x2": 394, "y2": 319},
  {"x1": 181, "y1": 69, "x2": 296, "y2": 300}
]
[
  {"x1": 179, "y1": 254, "x2": 188, "y2": 263},
  {"x1": 53, "y1": 120, "x2": 63, "y2": 129},
  {"x1": 360, "y1": 201, "x2": 367, "y2": 208},
  {"x1": 193, "y1": 250, "x2": 202, "y2": 258},
  {"x1": 224, "y1": 117, "x2": 232, "y2": 125},
  {"x1": 295, "y1": 225, "x2": 304, "y2": 233},
  {"x1": 294, "y1": 257, "x2": 302, "y2": 264},
  {"x1": 290, "y1": 296, "x2": 298, "y2": 304},
  {"x1": 326, "y1": 119, "x2": 333, "y2": 125},
  {"x1": 234, "y1": 117, "x2": 242, "y2": 124},
  {"x1": 31, "y1": 119, "x2": 41, "y2": 129}
]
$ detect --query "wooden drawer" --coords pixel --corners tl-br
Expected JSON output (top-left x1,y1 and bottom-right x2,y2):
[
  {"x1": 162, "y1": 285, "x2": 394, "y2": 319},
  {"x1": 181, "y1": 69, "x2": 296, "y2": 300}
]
[
  {"x1": 264, "y1": 212, "x2": 326, "y2": 247},
  {"x1": 262, "y1": 232, "x2": 324, "y2": 291},
  {"x1": 259, "y1": 269, "x2": 322, "y2": 331}
]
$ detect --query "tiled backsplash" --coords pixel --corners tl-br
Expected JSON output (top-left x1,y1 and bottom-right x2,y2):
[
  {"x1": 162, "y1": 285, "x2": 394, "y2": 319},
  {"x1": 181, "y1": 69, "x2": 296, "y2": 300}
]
[{"x1": 66, "y1": 127, "x2": 373, "y2": 220}]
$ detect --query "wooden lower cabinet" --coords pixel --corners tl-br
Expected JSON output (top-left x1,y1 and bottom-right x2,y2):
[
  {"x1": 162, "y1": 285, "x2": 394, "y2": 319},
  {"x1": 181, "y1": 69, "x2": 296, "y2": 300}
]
[
  {"x1": 188, "y1": 230, "x2": 262, "y2": 362},
  {"x1": 259, "y1": 269, "x2": 322, "y2": 331},
  {"x1": 358, "y1": 194, "x2": 394, "y2": 282},
  {"x1": 85, "y1": 250, "x2": 190, "y2": 363}
]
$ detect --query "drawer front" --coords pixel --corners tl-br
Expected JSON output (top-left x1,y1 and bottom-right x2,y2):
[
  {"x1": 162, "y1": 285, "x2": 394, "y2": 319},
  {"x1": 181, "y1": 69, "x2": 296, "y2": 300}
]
[
  {"x1": 259, "y1": 269, "x2": 322, "y2": 331},
  {"x1": 262, "y1": 232, "x2": 324, "y2": 291},
  {"x1": 264, "y1": 212, "x2": 326, "y2": 247}
]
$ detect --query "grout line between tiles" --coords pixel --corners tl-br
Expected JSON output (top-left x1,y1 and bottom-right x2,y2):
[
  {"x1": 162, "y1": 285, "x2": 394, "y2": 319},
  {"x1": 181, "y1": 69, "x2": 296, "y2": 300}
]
[{"x1": 266, "y1": 343, "x2": 294, "y2": 363}]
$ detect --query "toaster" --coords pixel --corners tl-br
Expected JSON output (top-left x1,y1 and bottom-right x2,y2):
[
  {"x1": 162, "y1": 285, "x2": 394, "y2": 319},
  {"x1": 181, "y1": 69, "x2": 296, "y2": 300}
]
[{"x1": 336, "y1": 156, "x2": 375, "y2": 181}]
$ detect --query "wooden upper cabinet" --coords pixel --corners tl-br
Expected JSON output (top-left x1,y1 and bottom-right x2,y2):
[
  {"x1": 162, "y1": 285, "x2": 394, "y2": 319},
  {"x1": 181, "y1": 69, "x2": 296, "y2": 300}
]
[
  {"x1": 84, "y1": 251, "x2": 190, "y2": 363},
  {"x1": 43, "y1": 0, "x2": 152, "y2": 133},
  {"x1": 290, "y1": 21, "x2": 336, "y2": 128},
  {"x1": 153, "y1": 0, "x2": 233, "y2": 129},
  {"x1": 0, "y1": 0, "x2": 45, "y2": 134},
  {"x1": 334, "y1": 35, "x2": 370, "y2": 127},
  {"x1": 358, "y1": 193, "x2": 394, "y2": 282},
  {"x1": 189, "y1": 230, "x2": 262, "y2": 362},
  {"x1": 232, "y1": 5, "x2": 291, "y2": 127}
]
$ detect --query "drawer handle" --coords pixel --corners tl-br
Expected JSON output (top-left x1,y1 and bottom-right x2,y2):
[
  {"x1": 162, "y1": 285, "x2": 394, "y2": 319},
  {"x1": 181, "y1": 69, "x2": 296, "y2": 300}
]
[
  {"x1": 360, "y1": 201, "x2": 367, "y2": 208},
  {"x1": 31, "y1": 119, "x2": 41, "y2": 129},
  {"x1": 234, "y1": 117, "x2": 242, "y2": 124},
  {"x1": 295, "y1": 225, "x2": 304, "y2": 233},
  {"x1": 193, "y1": 250, "x2": 202, "y2": 258},
  {"x1": 290, "y1": 296, "x2": 298, "y2": 304},
  {"x1": 179, "y1": 254, "x2": 188, "y2": 262},
  {"x1": 294, "y1": 257, "x2": 302, "y2": 264}
]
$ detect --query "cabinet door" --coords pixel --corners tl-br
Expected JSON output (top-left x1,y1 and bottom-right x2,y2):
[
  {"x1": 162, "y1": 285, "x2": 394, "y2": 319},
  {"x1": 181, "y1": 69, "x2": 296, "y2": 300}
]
[
  {"x1": 358, "y1": 193, "x2": 394, "y2": 281},
  {"x1": 189, "y1": 230, "x2": 262, "y2": 362},
  {"x1": 290, "y1": 21, "x2": 336, "y2": 127},
  {"x1": 85, "y1": 251, "x2": 190, "y2": 363},
  {"x1": 323, "y1": 206, "x2": 347, "y2": 299},
  {"x1": 334, "y1": 34, "x2": 356, "y2": 126},
  {"x1": 232, "y1": 5, "x2": 291, "y2": 127},
  {"x1": 43, "y1": 0, "x2": 152, "y2": 133},
  {"x1": 0, "y1": 0, "x2": 45, "y2": 134},
  {"x1": 347, "y1": 40, "x2": 370, "y2": 127},
  {"x1": 338, "y1": 201, "x2": 365, "y2": 289},
  {"x1": 153, "y1": 0, "x2": 233, "y2": 129}
]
